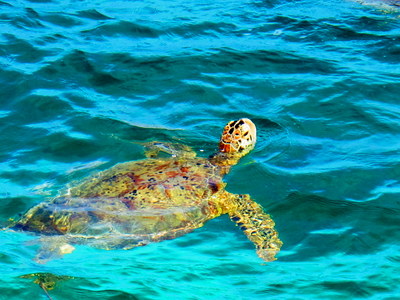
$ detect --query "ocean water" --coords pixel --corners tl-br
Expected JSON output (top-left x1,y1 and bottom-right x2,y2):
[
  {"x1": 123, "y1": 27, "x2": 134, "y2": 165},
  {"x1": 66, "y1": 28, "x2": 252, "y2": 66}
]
[{"x1": 1, "y1": 0, "x2": 400, "y2": 299}]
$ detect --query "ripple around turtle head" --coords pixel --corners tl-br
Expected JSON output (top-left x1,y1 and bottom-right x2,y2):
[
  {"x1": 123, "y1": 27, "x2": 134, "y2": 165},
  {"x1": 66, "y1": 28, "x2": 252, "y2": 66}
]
[{"x1": 1, "y1": 0, "x2": 400, "y2": 299}]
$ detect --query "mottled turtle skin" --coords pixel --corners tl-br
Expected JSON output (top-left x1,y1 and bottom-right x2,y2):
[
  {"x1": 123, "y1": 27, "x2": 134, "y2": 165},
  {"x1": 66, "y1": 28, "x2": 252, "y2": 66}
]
[{"x1": 13, "y1": 119, "x2": 282, "y2": 263}]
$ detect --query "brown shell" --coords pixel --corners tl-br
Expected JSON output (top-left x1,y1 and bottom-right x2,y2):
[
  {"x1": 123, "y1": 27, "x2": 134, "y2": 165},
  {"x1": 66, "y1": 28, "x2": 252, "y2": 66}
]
[
  {"x1": 69, "y1": 157, "x2": 226, "y2": 209},
  {"x1": 14, "y1": 157, "x2": 229, "y2": 248}
]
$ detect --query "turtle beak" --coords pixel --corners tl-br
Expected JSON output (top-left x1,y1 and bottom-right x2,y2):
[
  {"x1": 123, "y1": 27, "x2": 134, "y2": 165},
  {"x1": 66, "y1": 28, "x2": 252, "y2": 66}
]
[{"x1": 219, "y1": 143, "x2": 234, "y2": 153}]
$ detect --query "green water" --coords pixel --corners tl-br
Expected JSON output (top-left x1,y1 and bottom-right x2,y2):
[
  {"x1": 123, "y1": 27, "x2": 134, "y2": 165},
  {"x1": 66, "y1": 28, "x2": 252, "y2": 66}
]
[{"x1": 1, "y1": 0, "x2": 400, "y2": 299}]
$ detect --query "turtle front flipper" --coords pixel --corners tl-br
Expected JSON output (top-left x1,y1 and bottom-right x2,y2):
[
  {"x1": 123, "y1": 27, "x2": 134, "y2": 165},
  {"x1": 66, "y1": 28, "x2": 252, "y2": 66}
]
[
  {"x1": 143, "y1": 141, "x2": 196, "y2": 158},
  {"x1": 228, "y1": 194, "x2": 282, "y2": 262}
]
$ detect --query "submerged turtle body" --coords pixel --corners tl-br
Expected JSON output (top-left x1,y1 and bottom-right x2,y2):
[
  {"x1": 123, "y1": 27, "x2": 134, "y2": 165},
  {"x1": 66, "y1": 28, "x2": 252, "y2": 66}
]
[
  {"x1": 355, "y1": 0, "x2": 399, "y2": 8},
  {"x1": 13, "y1": 119, "x2": 282, "y2": 263}
]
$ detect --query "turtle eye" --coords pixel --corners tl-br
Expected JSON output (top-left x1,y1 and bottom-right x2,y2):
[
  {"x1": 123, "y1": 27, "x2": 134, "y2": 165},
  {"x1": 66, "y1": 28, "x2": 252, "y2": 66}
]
[{"x1": 233, "y1": 130, "x2": 241, "y2": 139}]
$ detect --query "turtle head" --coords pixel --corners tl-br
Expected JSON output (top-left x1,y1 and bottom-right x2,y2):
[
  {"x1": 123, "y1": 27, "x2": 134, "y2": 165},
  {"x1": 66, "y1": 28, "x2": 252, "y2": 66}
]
[
  {"x1": 219, "y1": 118, "x2": 257, "y2": 155},
  {"x1": 210, "y1": 118, "x2": 257, "y2": 168}
]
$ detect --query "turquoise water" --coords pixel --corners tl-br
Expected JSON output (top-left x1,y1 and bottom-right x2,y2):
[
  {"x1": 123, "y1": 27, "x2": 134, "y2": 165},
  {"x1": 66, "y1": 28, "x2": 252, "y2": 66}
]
[{"x1": 1, "y1": 0, "x2": 400, "y2": 299}]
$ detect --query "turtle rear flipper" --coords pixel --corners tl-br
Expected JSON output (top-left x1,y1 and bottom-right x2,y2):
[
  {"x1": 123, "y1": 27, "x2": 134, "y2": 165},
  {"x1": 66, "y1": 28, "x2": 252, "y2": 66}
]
[
  {"x1": 229, "y1": 194, "x2": 282, "y2": 262},
  {"x1": 32, "y1": 237, "x2": 75, "y2": 264}
]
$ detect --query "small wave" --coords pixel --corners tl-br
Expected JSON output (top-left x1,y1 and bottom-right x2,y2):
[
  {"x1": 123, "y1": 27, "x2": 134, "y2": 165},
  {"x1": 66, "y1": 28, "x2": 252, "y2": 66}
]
[{"x1": 81, "y1": 20, "x2": 160, "y2": 38}]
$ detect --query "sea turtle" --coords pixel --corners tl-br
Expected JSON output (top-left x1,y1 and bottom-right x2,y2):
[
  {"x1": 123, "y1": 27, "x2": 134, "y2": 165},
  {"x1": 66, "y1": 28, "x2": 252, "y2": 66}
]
[
  {"x1": 11, "y1": 118, "x2": 282, "y2": 263},
  {"x1": 354, "y1": 0, "x2": 399, "y2": 9}
]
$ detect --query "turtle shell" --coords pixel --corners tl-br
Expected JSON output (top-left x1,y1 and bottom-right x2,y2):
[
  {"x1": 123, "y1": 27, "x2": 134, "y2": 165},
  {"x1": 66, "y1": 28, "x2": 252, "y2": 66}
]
[{"x1": 14, "y1": 157, "x2": 227, "y2": 249}]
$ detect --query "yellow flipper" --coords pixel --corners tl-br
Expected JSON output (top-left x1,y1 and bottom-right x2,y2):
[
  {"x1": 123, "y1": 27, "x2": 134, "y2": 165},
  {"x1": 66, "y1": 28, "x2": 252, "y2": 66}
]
[{"x1": 229, "y1": 194, "x2": 282, "y2": 262}]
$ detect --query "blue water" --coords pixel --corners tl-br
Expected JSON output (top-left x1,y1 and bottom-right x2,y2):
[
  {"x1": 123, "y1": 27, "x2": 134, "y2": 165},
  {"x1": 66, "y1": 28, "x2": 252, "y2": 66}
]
[{"x1": 1, "y1": 0, "x2": 400, "y2": 299}]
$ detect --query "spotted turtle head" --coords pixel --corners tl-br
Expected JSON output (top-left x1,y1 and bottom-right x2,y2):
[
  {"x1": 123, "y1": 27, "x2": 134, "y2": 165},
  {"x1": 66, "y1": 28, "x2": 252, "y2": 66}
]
[{"x1": 219, "y1": 118, "x2": 256, "y2": 157}]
